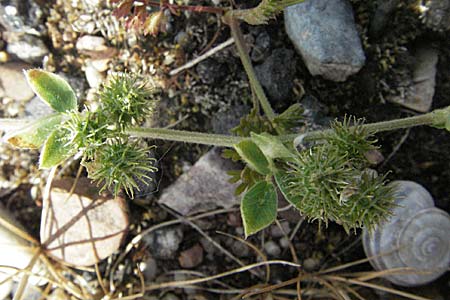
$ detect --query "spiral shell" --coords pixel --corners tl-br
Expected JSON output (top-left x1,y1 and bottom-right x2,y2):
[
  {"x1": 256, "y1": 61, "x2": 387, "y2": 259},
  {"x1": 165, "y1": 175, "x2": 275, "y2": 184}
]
[{"x1": 362, "y1": 180, "x2": 450, "y2": 286}]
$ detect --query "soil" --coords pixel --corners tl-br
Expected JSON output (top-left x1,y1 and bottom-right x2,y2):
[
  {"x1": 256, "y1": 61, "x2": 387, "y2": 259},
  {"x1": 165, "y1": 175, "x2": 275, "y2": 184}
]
[{"x1": 0, "y1": 0, "x2": 449, "y2": 299}]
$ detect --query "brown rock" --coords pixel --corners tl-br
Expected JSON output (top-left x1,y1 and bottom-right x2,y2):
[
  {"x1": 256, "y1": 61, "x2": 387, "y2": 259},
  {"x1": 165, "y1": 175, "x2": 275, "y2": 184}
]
[
  {"x1": 40, "y1": 178, "x2": 129, "y2": 267},
  {"x1": 178, "y1": 244, "x2": 203, "y2": 268},
  {"x1": 0, "y1": 62, "x2": 34, "y2": 101}
]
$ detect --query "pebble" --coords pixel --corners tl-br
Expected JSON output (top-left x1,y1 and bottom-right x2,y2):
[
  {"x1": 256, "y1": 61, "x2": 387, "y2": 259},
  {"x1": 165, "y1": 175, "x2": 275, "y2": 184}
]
[
  {"x1": 251, "y1": 31, "x2": 271, "y2": 63},
  {"x1": 76, "y1": 35, "x2": 107, "y2": 52},
  {"x1": 230, "y1": 240, "x2": 250, "y2": 258},
  {"x1": 143, "y1": 227, "x2": 184, "y2": 259},
  {"x1": 178, "y1": 244, "x2": 204, "y2": 268},
  {"x1": 5, "y1": 33, "x2": 48, "y2": 64},
  {"x1": 284, "y1": 0, "x2": 366, "y2": 82},
  {"x1": 303, "y1": 257, "x2": 319, "y2": 272},
  {"x1": 264, "y1": 240, "x2": 281, "y2": 257},
  {"x1": 388, "y1": 46, "x2": 439, "y2": 112},
  {"x1": 0, "y1": 0, "x2": 45, "y2": 34},
  {"x1": 0, "y1": 62, "x2": 34, "y2": 101},
  {"x1": 255, "y1": 48, "x2": 296, "y2": 102},
  {"x1": 24, "y1": 96, "x2": 55, "y2": 118},
  {"x1": 142, "y1": 257, "x2": 158, "y2": 281},
  {"x1": 0, "y1": 203, "x2": 47, "y2": 286},
  {"x1": 84, "y1": 60, "x2": 105, "y2": 89},
  {"x1": 270, "y1": 220, "x2": 291, "y2": 238},
  {"x1": 41, "y1": 178, "x2": 129, "y2": 267},
  {"x1": 158, "y1": 148, "x2": 241, "y2": 215}
]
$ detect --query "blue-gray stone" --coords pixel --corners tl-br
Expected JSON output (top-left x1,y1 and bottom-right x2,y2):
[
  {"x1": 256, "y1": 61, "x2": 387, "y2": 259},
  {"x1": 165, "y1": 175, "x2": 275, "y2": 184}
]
[{"x1": 284, "y1": 0, "x2": 366, "y2": 82}]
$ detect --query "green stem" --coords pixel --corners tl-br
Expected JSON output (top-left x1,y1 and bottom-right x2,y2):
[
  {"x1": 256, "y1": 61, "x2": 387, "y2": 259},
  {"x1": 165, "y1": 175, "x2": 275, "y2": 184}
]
[
  {"x1": 224, "y1": 15, "x2": 276, "y2": 120},
  {"x1": 127, "y1": 107, "x2": 450, "y2": 147},
  {"x1": 292, "y1": 108, "x2": 448, "y2": 143},
  {"x1": 126, "y1": 127, "x2": 243, "y2": 147}
]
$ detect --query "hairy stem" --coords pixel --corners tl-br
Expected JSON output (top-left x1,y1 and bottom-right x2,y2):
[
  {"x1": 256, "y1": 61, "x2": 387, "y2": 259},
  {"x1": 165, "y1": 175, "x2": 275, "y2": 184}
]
[
  {"x1": 292, "y1": 108, "x2": 449, "y2": 143},
  {"x1": 127, "y1": 107, "x2": 450, "y2": 147},
  {"x1": 224, "y1": 15, "x2": 276, "y2": 120},
  {"x1": 126, "y1": 127, "x2": 243, "y2": 147}
]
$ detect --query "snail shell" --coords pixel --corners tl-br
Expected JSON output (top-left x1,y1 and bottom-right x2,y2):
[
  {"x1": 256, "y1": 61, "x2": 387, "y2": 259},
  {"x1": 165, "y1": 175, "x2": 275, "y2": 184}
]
[{"x1": 362, "y1": 180, "x2": 450, "y2": 286}]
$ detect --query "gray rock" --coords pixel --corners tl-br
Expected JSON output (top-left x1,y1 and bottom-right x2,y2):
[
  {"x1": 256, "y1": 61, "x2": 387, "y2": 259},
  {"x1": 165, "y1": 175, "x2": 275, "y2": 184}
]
[
  {"x1": 0, "y1": 62, "x2": 34, "y2": 101},
  {"x1": 24, "y1": 96, "x2": 54, "y2": 118},
  {"x1": 142, "y1": 257, "x2": 158, "y2": 281},
  {"x1": 264, "y1": 240, "x2": 281, "y2": 257},
  {"x1": 211, "y1": 104, "x2": 249, "y2": 134},
  {"x1": 143, "y1": 227, "x2": 183, "y2": 259},
  {"x1": 284, "y1": 0, "x2": 366, "y2": 81},
  {"x1": 388, "y1": 46, "x2": 439, "y2": 112},
  {"x1": 255, "y1": 48, "x2": 296, "y2": 101},
  {"x1": 0, "y1": 0, "x2": 45, "y2": 34},
  {"x1": 5, "y1": 33, "x2": 48, "y2": 64},
  {"x1": 251, "y1": 31, "x2": 271, "y2": 63},
  {"x1": 158, "y1": 148, "x2": 241, "y2": 215}
]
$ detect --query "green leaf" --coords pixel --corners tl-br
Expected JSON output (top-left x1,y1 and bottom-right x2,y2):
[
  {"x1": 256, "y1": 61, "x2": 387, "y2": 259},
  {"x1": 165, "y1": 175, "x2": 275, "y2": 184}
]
[
  {"x1": 4, "y1": 114, "x2": 63, "y2": 149},
  {"x1": 273, "y1": 103, "x2": 304, "y2": 133},
  {"x1": 241, "y1": 181, "x2": 278, "y2": 238},
  {"x1": 39, "y1": 127, "x2": 76, "y2": 169},
  {"x1": 250, "y1": 132, "x2": 293, "y2": 159},
  {"x1": 234, "y1": 140, "x2": 271, "y2": 175},
  {"x1": 274, "y1": 171, "x2": 301, "y2": 208},
  {"x1": 25, "y1": 69, "x2": 77, "y2": 112}
]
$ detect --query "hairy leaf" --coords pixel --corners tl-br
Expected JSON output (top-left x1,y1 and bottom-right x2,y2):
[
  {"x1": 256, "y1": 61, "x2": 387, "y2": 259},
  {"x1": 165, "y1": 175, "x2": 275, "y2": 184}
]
[
  {"x1": 241, "y1": 181, "x2": 278, "y2": 237},
  {"x1": 5, "y1": 114, "x2": 62, "y2": 149},
  {"x1": 39, "y1": 127, "x2": 76, "y2": 169},
  {"x1": 25, "y1": 69, "x2": 77, "y2": 113},
  {"x1": 234, "y1": 140, "x2": 271, "y2": 175}
]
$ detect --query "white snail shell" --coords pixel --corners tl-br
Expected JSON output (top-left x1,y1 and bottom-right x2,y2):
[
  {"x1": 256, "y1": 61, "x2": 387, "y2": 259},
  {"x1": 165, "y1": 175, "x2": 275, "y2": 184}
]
[{"x1": 362, "y1": 180, "x2": 450, "y2": 287}]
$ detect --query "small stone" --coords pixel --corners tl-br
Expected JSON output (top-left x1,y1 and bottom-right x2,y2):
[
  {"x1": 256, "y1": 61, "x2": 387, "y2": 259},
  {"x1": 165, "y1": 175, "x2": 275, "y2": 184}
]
[
  {"x1": 284, "y1": 0, "x2": 366, "y2": 81},
  {"x1": 85, "y1": 60, "x2": 105, "y2": 89},
  {"x1": 227, "y1": 212, "x2": 242, "y2": 227},
  {"x1": 178, "y1": 244, "x2": 204, "y2": 268},
  {"x1": 41, "y1": 178, "x2": 129, "y2": 267},
  {"x1": 279, "y1": 237, "x2": 290, "y2": 249},
  {"x1": 158, "y1": 148, "x2": 241, "y2": 215},
  {"x1": 270, "y1": 220, "x2": 291, "y2": 238},
  {"x1": 5, "y1": 33, "x2": 48, "y2": 64},
  {"x1": 388, "y1": 46, "x2": 439, "y2": 112},
  {"x1": 0, "y1": 0, "x2": 44, "y2": 34},
  {"x1": 251, "y1": 31, "x2": 271, "y2": 63},
  {"x1": 142, "y1": 257, "x2": 158, "y2": 281},
  {"x1": 303, "y1": 257, "x2": 319, "y2": 272},
  {"x1": 24, "y1": 96, "x2": 55, "y2": 118},
  {"x1": 76, "y1": 35, "x2": 107, "y2": 52},
  {"x1": 0, "y1": 62, "x2": 34, "y2": 101},
  {"x1": 161, "y1": 293, "x2": 180, "y2": 300},
  {"x1": 264, "y1": 241, "x2": 281, "y2": 257},
  {"x1": 143, "y1": 227, "x2": 183, "y2": 259},
  {"x1": 231, "y1": 240, "x2": 250, "y2": 258},
  {"x1": 90, "y1": 59, "x2": 110, "y2": 72},
  {"x1": 255, "y1": 48, "x2": 296, "y2": 101}
]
